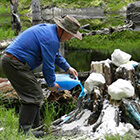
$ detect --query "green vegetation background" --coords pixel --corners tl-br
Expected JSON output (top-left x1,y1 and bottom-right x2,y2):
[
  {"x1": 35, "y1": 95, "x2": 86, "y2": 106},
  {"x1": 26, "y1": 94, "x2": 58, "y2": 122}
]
[
  {"x1": 0, "y1": 0, "x2": 139, "y2": 53},
  {"x1": 0, "y1": 0, "x2": 139, "y2": 139},
  {"x1": 1, "y1": 0, "x2": 139, "y2": 59},
  {"x1": 0, "y1": 0, "x2": 140, "y2": 140}
]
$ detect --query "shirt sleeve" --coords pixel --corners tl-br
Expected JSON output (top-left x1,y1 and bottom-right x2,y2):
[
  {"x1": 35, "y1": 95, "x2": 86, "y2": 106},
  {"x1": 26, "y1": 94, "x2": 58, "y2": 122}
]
[
  {"x1": 41, "y1": 41, "x2": 59, "y2": 87},
  {"x1": 55, "y1": 52, "x2": 71, "y2": 71}
]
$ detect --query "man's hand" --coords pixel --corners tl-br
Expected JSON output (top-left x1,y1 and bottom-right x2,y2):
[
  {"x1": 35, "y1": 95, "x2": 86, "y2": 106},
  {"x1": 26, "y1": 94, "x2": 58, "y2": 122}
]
[
  {"x1": 48, "y1": 83, "x2": 60, "y2": 92},
  {"x1": 67, "y1": 67, "x2": 78, "y2": 78}
]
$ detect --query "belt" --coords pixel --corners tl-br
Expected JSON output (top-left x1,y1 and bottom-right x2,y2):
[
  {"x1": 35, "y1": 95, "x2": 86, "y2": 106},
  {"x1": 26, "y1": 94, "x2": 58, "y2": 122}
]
[
  {"x1": 5, "y1": 53, "x2": 19, "y2": 61},
  {"x1": 5, "y1": 53, "x2": 26, "y2": 64}
]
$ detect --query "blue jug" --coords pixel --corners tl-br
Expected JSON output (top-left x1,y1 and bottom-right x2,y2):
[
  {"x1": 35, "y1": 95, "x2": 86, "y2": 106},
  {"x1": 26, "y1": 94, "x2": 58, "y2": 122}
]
[{"x1": 55, "y1": 74, "x2": 85, "y2": 98}]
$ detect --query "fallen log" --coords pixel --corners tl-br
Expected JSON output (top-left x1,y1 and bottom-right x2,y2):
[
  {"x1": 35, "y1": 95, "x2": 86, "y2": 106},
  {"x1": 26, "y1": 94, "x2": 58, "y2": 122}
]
[
  {"x1": 0, "y1": 77, "x2": 81, "y2": 107},
  {"x1": 81, "y1": 21, "x2": 134, "y2": 37},
  {"x1": 0, "y1": 39, "x2": 14, "y2": 50}
]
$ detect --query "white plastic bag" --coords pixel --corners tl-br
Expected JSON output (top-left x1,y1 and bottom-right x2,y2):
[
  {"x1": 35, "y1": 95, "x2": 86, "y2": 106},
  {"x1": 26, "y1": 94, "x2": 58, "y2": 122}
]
[
  {"x1": 108, "y1": 79, "x2": 134, "y2": 100},
  {"x1": 84, "y1": 72, "x2": 105, "y2": 93},
  {"x1": 111, "y1": 49, "x2": 131, "y2": 67}
]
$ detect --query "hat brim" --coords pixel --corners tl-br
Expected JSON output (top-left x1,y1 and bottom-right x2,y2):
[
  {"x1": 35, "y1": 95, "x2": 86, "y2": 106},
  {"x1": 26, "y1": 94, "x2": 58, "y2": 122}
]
[{"x1": 54, "y1": 17, "x2": 82, "y2": 40}]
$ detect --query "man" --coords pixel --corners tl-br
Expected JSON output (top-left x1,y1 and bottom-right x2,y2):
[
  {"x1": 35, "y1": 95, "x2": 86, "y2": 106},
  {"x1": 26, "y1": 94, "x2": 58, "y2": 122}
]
[{"x1": 1, "y1": 15, "x2": 82, "y2": 137}]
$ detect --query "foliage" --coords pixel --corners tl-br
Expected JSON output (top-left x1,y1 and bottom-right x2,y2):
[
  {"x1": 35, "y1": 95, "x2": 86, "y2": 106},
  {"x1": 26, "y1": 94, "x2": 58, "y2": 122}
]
[
  {"x1": 0, "y1": 105, "x2": 136, "y2": 139},
  {"x1": 0, "y1": 28, "x2": 15, "y2": 40},
  {"x1": 0, "y1": 0, "x2": 139, "y2": 139},
  {"x1": 0, "y1": 15, "x2": 31, "y2": 41},
  {"x1": 0, "y1": 0, "x2": 138, "y2": 41},
  {"x1": 105, "y1": 133, "x2": 131, "y2": 140},
  {"x1": 0, "y1": 99, "x2": 76, "y2": 139},
  {"x1": 0, "y1": 4, "x2": 10, "y2": 14},
  {"x1": 0, "y1": 0, "x2": 138, "y2": 14},
  {"x1": 0, "y1": 106, "x2": 29, "y2": 140},
  {"x1": 67, "y1": 30, "x2": 140, "y2": 52},
  {"x1": 42, "y1": 102, "x2": 57, "y2": 131},
  {"x1": 18, "y1": 0, "x2": 31, "y2": 13},
  {"x1": 41, "y1": 0, "x2": 103, "y2": 8},
  {"x1": 79, "y1": 16, "x2": 125, "y2": 30},
  {"x1": 41, "y1": 0, "x2": 136, "y2": 9},
  {"x1": 104, "y1": 0, "x2": 136, "y2": 12},
  {"x1": 42, "y1": 100, "x2": 76, "y2": 131}
]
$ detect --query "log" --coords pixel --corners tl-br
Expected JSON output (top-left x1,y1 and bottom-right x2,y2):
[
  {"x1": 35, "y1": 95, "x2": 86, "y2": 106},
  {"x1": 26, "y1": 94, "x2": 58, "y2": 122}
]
[
  {"x1": 82, "y1": 21, "x2": 134, "y2": 38},
  {"x1": 0, "y1": 39, "x2": 13, "y2": 50},
  {"x1": 90, "y1": 59, "x2": 112, "y2": 85},
  {"x1": 91, "y1": 63, "x2": 103, "y2": 74},
  {"x1": 0, "y1": 77, "x2": 79, "y2": 106},
  {"x1": 0, "y1": 81, "x2": 20, "y2": 105},
  {"x1": 115, "y1": 67, "x2": 135, "y2": 82},
  {"x1": 10, "y1": 0, "x2": 21, "y2": 35},
  {"x1": 32, "y1": 0, "x2": 42, "y2": 25},
  {"x1": 103, "y1": 63, "x2": 112, "y2": 85}
]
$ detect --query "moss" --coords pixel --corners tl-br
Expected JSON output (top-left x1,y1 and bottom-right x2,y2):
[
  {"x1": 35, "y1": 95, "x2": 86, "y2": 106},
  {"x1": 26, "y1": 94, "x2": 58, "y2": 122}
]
[
  {"x1": 67, "y1": 30, "x2": 140, "y2": 51},
  {"x1": 104, "y1": 0, "x2": 136, "y2": 12}
]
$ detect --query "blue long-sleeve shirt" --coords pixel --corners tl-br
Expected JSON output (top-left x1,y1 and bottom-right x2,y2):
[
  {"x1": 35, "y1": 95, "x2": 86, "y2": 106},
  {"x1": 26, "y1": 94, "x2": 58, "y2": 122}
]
[{"x1": 5, "y1": 23, "x2": 70, "y2": 87}]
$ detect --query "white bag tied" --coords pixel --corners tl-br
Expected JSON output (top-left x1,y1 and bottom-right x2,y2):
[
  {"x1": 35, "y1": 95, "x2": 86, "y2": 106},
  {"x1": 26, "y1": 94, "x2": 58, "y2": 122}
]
[
  {"x1": 84, "y1": 72, "x2": 105, "y2": 93},
  {"x1": 108, "y1": 79, "x2": 134, "y2": 100},
  {"x1": 111, "y1": 49, "x2": 132, "y2": 67}
]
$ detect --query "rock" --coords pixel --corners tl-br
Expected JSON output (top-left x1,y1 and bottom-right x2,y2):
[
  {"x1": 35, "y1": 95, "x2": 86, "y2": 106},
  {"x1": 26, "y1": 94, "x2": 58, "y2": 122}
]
[{"x1": 126, "y1": 1, "x2": 140, "y2": 31}]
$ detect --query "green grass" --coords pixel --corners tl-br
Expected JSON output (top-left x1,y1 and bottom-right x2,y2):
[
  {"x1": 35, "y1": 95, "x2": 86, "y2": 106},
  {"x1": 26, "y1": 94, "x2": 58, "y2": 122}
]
[
  {"x1": 0, "y1": 1, "x2": 10, "y2": 15},
  {"x1": 0, "y1": 28, "x2": 15, "y2": 41},
  {"x1": 0, "y1": 0, "x2": 139, "y2": 139},
  {"x1": 0, "y1": 0, "x2": 137, "y2": 15},
  {"x1": 0, "y1": 99, "x2": 76, "y2": 140},
  {"x1": 0, "y1": 104, "x2": 136, "y2": 140},
  {"x1": 40, "y1": 0, "x2": 104, "y2": 8},
  {"x1": 104, "y1": 0, "x2": 135, "y2": 12},
  {"x1": 0, "y1": 104, "x2": 59, "y2": 139},
  {"x1": 0, "y1": 106, "x2": 29, "y2": 140},
  {"x1": 0, "y1": 15, "x2": 31, "y2": 40},
  {"x1": 41, "y1": 0, "x2": 136, "y2": 10},
  {"x1": 67, "y1": 30, "x2": 140, "y2": 56},
  {"x1": 105, "y1": 133, "x2": 131, "y2": 140},
  {"x1": 0, "y1": 16, "x2": 15, "y2": 40}
]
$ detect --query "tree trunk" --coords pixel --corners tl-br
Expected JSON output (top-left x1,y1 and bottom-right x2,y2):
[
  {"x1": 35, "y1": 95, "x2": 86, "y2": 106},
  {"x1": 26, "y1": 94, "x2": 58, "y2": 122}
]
[
  {"x1": 32, "y1": 0, "x2": 42, "y2": 25},
  {"x1": 10, "y1": 0, "x2": 21, "y2": 35}
]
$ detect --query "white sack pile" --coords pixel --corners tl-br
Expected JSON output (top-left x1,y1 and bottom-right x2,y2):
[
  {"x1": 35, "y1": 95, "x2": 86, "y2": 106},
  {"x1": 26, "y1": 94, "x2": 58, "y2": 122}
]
[
  {"x1": 116, "y1": 60, "x2": 138, "y2": 71},
  {"x1": 108, "y1": 79, "x2": 135, "y2": 100},
  {"x1": 84, "y1": 72, "x2": 105, "y2": 93},
  {"x1": 111, "y1": 49, "x2": 132, "y2": 67}
]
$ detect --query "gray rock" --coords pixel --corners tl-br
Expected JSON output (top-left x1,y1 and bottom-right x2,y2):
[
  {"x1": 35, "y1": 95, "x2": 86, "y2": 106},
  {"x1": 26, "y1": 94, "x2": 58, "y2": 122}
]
[{"x1": 126, "y1": 1, "x2": 140, "y2": 31}]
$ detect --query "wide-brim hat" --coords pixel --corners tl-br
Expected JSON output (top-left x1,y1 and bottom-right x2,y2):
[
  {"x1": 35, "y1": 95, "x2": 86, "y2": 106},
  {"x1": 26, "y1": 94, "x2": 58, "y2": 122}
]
[{"x1": 54, "y1": 15, "x2": 82, "y2": 40}]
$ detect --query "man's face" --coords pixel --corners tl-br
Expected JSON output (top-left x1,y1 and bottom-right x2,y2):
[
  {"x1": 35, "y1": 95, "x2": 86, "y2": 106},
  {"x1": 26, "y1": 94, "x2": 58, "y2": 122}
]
[{"x1": 60, "y1": 31, "x2": 74, "y2": 42}]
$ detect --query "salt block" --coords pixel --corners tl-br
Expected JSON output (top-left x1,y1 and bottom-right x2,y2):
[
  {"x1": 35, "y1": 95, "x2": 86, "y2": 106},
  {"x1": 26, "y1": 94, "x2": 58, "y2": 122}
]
[
  {"x1": 108, "y1": 79, "x2": 134, "y2": 100},
  {"x1": 84, "y1": 72, "x2": 105, "y2": 93},
  {"x1": 111, "y1": 49, "x2": 131, "y2": 67}
]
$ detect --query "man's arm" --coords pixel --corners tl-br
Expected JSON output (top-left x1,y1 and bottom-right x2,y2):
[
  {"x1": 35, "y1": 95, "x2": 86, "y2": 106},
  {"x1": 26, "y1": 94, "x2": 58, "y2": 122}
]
[
  {"x1": 41, "y1": 41, "x2": 59, "y2": 88},
  {"x1": 55, "y1": 53, "x2": 78, "y2": 77},
  {"x1": 55, "y1": 52, "x2": 70, "y2": 71}
]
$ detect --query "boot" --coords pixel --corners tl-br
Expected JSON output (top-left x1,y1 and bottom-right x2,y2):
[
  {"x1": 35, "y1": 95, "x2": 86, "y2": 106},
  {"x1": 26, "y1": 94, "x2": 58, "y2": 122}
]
[
  {"x1": 32, "y1": 106, "x2": 40, "y2": 128},
  {"x1": 18, "y1": 103, "x2": 45, "y2": 138}
]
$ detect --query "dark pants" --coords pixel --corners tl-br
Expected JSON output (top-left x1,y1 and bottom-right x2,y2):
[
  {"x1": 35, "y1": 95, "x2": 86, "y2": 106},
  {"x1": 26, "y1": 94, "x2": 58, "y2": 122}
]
[{"x1": 1, "y1": 54, "x2": 43, "y2": 105}]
